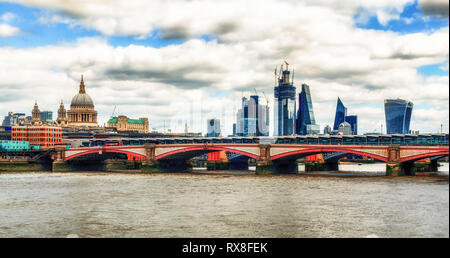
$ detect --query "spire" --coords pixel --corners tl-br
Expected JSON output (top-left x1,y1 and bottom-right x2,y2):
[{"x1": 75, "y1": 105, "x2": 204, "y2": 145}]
[{"x1": 79, "y1": 75, "x2": 86, "y2": 94}]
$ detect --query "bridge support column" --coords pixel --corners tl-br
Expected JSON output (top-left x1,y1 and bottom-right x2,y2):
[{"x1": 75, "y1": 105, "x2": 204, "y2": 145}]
[
  {"x1": 256, "y1": 144, "x2": 274, "y2": 175},
  {"x1": 52, "y1": 147, "x2": 71, "y2": 172},
  {"x1": 429, "y1": 160, "x2": 439, "y2": 172},
  {"x1": 386, "y1": 145, "x2": 402, "y2": 176},
  {"x1": 141, "y1": 144, "x2": 159, "y2": 173},
  {"x1": 386, "y1": 145, "x2": 415, "y2": 176}
]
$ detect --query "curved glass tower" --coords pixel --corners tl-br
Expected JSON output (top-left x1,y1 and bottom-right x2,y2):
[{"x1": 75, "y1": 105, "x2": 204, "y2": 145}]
[
  {"x1": 296, "y1": 84, "x2": 319, "y2": 135},
  {"x1": 333, "y1": 97, "x2": 347, "y2": 131},
  {"x1": 384, "y1": 99, "x2": 413, "y2": 134},
  {"x1": 274, "y1": 65, "x2": 296, "y2": 136}
]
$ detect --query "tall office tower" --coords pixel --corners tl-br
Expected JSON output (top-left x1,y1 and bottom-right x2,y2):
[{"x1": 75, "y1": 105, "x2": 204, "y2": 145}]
[
  {"x1": 384, "y1": 99, "x2": 413, "y2": 134},
  {"x1": 274, "y1": 62, "x2": 296, "y2": 136},
  {"x1": 344, "y1": 115, "x2": 358, "y2": 135},
  {"x1": 296, "y1": 83, "x2": 320, "y2": 135},
  {"x1": 206, "y1": 118, "x2": 221, "y2": 137},
  {"x1": 333, "y1": 97, "x2": 347, "y2": 131},
  {"x1": 236, "y1": 95, "x2": 269, "y2": 136}
]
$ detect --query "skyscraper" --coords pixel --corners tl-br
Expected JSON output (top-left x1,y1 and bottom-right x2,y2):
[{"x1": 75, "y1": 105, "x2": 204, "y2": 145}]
[
  {"x1": 296, "y1": 83, "x2": 320, "y2": 135},
  {"x1": 236, "y1": 95, "x2": 269, "y2": 136},
  {"x1": 384, "y1": 99, "x2": 413, "y2": 134},
  {"x1": 274, "y1": 62, "x2": 296, "y2": 136},
  {"x1": 333, "y1": 97, "x2": 347, "y2": 131}
]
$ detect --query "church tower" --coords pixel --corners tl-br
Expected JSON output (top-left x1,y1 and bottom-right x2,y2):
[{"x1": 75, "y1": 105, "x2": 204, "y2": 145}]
[
  {"x1": 31, "y1": 100, "x2": 42, "y2": 125},
  {"x1": 57, "y1": 100, "x2": 68, "y2": 126}
]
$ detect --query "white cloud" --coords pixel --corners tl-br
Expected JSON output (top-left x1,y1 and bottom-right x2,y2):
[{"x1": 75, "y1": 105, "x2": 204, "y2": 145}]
[
  {"x1": 1, "y1": 12, "x2": 16, "y2": 22},
  {"x1": 0, "y1": 23, "x2": 21, "y2": 37}
]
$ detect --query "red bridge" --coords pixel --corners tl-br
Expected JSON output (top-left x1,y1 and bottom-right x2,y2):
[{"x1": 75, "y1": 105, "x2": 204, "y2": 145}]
[{"x1": 53, "y1": 143, "x2": 449, "y2": 175}]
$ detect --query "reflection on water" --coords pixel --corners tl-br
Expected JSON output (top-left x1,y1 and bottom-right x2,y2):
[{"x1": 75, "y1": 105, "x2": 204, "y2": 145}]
[{"x1": 0, "y1": 171, "x2": 448, "y2": 238}]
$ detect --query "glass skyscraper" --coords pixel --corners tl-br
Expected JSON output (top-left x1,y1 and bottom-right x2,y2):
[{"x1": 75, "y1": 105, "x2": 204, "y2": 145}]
[
  {"x1": 236, "y1": 95, "x2": 269, "y2": 136},
  {"x1": 274, "y1": 64, "x2": 296, "y2": 136},
  {"x1": 333, "y1": 97, "x2": 347, "y2": 131},
  {"x1": 40, "y1": 111, "x2": 53, "y2": 122},
  {"x1": 384, "y1": 99, "x2": 413, "y2": 134},
  {"x1": 344, "y1": 115, "x2": 357, "y2": 135},
  {"x1": 296, "y1": 83, "x2": 319, "y2": 135}
]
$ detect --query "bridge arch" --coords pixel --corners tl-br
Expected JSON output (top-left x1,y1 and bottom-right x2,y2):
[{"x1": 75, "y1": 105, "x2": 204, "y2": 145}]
[
  {"x1": 271, "y1": 148, "x2": 388, "y2": 162},
  {"x1": 156, "y1": 146, "x2": 259, "y2": 160},
  {"x1": 400, "y1": 150, "x2": 449, "y2": 163},
  {"x1": 65, "y1": 149, "x2": 146, "y2": 161}
]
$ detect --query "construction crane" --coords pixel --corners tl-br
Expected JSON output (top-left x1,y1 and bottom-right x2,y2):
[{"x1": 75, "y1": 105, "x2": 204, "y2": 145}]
[
  {"x1": 262, "y1": 91, "x2": 269, "y2": 106},
  {"x1": 111, "y1": 105, "x2": 117, "y2": 118}
]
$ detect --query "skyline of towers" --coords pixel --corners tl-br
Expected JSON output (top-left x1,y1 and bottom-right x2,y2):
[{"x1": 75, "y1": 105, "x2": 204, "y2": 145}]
[{"x1": 384, "y1": 98, "x2": 413, "y2": 134}]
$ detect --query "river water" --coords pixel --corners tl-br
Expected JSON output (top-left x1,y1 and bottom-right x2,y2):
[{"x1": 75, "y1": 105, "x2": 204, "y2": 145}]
[{"x1": 0, "y1": 165, "x2": 448, "y2": 238}]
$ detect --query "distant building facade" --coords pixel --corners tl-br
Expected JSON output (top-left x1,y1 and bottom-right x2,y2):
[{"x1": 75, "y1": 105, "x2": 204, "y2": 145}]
[
  {"x1": 2, "y1": 112, "x2": 28, "y2": 126},
  {"x1": 0, "y1": 126, "x2": 11, "y2": 140},
  {"x1": 296, "y1": 83, "x2": 320, "y2": 135},
  {"x1": 274, "y1": 62, "x2": 296, "y2": 136},
  {"x1": 338, "y1": 121, "x2": 352, "y2": 135},
  {"x1": 323, "y1": 125, "x2": 332, "y2": 135},
  {"x1": 384, "y1": 98, "x2": 413, "y2": 134},
  {"x1": 344, "y1": 115, "x2": 358, "y2": 135},
  {"x1": 11, "y1": 125, "x2": 62, "y2": 148},
  {"x1": 40, "y1": 111, "x2": 53, "y2": 123},
  {"x1": 107, "y1": 116, "x2": 149, "y2": 133},
  {"x1": 236, "y1": 95, "x2": 269, "y2": 136},
  {"x1": 206, "y1": 118, "x2": 221, "y2": 137}
]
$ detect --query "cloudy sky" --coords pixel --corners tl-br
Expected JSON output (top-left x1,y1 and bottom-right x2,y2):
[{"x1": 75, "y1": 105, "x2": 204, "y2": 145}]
[{"x1": 0, "y1": 0, "x2": 448, "y2": 135}]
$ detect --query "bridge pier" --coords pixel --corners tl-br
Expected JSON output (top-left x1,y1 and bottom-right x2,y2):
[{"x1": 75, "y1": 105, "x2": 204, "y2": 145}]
[
  {"x1": 429, "y1": 160, "x2": 439, "y2": 172},
  {"x1": 141, "y1": 144, "x2": 159, "y2": 173},
  {"x1": 52, "y1": 147, "x2": 72, "y2": 172},
  {"x1": 256, "y1": 144, "x2": 275, "y2": 174}
]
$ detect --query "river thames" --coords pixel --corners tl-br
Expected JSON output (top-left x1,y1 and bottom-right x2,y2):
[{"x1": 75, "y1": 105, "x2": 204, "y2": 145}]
[{"x1": 0, "y1": 165, "x2": 448, "y2": 238}]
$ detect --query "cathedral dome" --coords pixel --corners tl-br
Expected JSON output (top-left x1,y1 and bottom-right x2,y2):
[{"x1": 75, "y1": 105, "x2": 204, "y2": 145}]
[
  {"x1": 71, "y1": 93, "x2": 94, "y2": 107},
  {"x1": 70, "y1": 75, "x2": 94, "y2": 107}
]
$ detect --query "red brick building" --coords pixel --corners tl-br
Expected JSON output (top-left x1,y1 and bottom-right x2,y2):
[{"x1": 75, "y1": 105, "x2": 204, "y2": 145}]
[{"x1": 12, "y1": 126, "x2": 63, "y2": 148}]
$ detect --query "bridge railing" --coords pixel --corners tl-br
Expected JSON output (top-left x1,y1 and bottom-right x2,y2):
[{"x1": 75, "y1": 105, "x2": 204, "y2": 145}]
[{"x1": 75, "y1": 134, "x2": 449, "y2": 148}]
